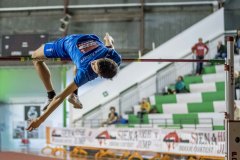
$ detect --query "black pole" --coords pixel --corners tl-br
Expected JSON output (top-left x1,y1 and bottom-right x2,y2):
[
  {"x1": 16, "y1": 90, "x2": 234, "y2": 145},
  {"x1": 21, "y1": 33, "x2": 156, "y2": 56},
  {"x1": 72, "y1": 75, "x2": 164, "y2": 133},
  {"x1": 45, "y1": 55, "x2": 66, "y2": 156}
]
[{"x1": 0, "y1": 56, "x2": 226, "y2": 64}]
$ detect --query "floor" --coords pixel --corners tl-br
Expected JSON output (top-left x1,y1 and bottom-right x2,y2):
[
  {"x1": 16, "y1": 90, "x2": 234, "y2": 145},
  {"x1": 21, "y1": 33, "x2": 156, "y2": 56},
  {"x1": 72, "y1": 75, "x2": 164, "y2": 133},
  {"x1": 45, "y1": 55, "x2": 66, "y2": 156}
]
[
  {"x1": 0, "y1": 152, "x2": 98, "y2": 160},
  {"x1": 0, "y1": 151, "x2": 118, "y2": 160}
]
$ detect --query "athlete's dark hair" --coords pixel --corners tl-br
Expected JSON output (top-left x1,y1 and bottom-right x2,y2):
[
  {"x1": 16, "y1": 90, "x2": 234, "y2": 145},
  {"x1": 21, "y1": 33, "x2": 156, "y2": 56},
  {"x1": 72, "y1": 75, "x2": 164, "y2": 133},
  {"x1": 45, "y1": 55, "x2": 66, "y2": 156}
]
[{"x1": 97, "y1": 58, "x2": 118, "y2": 79}]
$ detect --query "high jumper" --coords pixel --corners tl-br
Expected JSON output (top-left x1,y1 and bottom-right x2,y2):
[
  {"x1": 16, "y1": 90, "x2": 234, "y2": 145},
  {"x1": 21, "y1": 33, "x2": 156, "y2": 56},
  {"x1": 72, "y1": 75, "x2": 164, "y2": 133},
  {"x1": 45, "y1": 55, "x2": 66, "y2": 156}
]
[{"x1": 26, "y1": 33, "x2": 121, "y2": 131}]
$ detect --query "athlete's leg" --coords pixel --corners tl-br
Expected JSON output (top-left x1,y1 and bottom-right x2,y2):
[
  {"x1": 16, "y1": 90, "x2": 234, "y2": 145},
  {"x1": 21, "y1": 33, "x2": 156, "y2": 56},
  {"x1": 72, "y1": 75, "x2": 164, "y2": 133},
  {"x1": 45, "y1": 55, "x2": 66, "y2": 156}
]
[
  {"x1": 32, "y1": 45, "x2": 56, "y2": 111},
  {"x1": 73, "y1": 66, "x2": 78, "y2": 95},
  {"x1": 32, "y1": 45, "x2": 54, "y2": 92},
  {"x1": 68, "y1": 65, "x2": 82, "y2": 109}
]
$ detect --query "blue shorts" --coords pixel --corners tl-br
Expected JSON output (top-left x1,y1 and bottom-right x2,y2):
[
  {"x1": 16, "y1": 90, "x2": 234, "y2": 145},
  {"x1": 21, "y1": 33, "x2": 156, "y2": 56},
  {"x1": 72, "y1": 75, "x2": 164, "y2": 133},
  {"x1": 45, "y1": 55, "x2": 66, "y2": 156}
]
[{"x1": 43, "y1": 42, "x2": 70, "y2": 58}]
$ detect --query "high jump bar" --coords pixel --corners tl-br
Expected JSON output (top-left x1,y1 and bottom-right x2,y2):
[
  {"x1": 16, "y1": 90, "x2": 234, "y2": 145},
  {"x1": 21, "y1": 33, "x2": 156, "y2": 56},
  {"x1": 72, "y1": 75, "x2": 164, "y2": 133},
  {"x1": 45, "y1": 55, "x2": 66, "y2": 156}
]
[{"x1": 0, "y1": 56, "x2": 225, "y2": 64}]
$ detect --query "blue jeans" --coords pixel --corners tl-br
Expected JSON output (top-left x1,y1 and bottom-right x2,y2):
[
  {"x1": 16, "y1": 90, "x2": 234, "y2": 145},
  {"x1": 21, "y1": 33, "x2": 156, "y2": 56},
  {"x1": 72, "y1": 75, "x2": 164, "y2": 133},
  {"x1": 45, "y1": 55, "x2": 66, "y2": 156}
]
[
  {"x1": 215, "y1": 52, "x2": 227, "y2": 59},
  {"x1": 196, "y1": 55, "x2": 204, "y2": 74}
]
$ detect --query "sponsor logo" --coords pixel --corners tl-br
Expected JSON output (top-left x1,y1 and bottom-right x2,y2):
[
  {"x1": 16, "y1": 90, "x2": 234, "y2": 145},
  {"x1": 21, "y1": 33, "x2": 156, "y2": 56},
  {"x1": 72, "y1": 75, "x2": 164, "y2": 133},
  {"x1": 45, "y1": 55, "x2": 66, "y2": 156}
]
[
  {"x1": 96, "y1": 130, "x2": 116, "y2": 140},
  {"x1": 163, "y1": 131, "x2": 189, "y2": 150},
  {"x1": 78, "y1": 40, "x2": 99, "y2": 54}
]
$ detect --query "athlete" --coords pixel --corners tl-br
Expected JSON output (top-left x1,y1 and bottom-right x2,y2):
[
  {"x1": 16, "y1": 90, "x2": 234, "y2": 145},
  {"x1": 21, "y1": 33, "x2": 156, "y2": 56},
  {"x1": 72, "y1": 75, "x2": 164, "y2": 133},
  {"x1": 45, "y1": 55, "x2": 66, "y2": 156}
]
[{"x1": 26, "y1": 33, "x2": 121, "y2": 131}]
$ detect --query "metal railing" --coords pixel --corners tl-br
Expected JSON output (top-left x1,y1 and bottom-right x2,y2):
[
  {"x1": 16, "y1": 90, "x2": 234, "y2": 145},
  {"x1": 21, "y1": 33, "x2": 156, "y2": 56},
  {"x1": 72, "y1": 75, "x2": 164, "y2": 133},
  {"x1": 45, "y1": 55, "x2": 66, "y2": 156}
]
[{"x1": 76, "y1": 117, "x2": 221, "y2": 131}]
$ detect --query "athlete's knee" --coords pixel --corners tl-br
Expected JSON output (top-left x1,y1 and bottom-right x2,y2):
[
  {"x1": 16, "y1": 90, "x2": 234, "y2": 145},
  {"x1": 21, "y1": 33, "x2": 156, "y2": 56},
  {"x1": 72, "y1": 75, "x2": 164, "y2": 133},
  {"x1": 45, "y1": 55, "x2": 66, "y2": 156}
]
[
  {"x1": 32, "y1": 59, "x2": 44, "y2": 67},
  {"x1": 32, "y1": 51, "x2": 37, "y2": 59},
  {"x1": 32, "y1": 49, "x2": 39, "y2": 59},
  {"x1": 32, "y1": 45, "x2": 44, "y2": 59}
]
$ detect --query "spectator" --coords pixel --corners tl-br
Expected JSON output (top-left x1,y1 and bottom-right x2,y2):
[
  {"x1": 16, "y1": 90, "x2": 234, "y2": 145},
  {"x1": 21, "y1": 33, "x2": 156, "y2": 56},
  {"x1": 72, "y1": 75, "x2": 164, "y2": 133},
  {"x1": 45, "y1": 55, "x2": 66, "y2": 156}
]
[
  {"x1": 234, "y1": 102, "x2": 240, "y2": 120},
  {"x1": 140, "y1": 98, "x2": 151, "y2": 113},
  {"x1": 234, "y1": 30, "x2": 240, "y2": 55},
  {"x1": 165, "y1": 76, "x2": 188, "y2": 94},
  {"x1": 137, "y1": 98, "x2": 151, "y2": 123},
  {"x1": 191, "y1": 38, "x2": 209, "y2": 75},
  {"x1": 215, "y1": 40, "x2": 227, "y2": 59},
  {"x1": 225, "y1": 66, "x2": 240, "y2": 100},
  {"x1": 235, "y1": 70, "x2": 240, "y2": 100},
  {"x1": 101, "y1": 106, "x2": 118, "y2": 127},
  {"x1": 175, "y1": 76, "x2": 187, "y2": 93},
  {"x1": 117, "y1": 115, "x2": 128, "y2": 124},
  {"x1": 224, "y1": 102, "x2": 240, "y2": 120}
]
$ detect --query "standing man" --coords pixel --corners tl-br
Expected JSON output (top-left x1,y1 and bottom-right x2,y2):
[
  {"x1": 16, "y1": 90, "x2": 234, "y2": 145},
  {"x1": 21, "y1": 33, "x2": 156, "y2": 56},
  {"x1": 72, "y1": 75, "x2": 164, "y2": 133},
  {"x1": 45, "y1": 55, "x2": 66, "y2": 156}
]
[
  {"x1": 27, "y1": 33, "x2": 121, "y2": 131},
  {"x1": 191, "y1": 38, "x2": 209, "y2": 75}
]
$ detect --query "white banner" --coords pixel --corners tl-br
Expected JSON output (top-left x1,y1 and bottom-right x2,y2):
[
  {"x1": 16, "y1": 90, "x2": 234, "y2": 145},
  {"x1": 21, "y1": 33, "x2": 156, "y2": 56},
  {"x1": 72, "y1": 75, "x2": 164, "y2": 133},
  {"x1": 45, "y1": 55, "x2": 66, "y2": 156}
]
[{"x1": 47, "y1": 127, "x2": 225, "y2": 157}]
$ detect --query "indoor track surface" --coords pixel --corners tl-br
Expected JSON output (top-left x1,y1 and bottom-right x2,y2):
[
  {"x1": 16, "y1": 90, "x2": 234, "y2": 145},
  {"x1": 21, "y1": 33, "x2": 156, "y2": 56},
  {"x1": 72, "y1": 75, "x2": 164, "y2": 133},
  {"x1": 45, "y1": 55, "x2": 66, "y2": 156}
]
[{"x1": 0, "y1": 152, "x2": 103, "y2": 160}]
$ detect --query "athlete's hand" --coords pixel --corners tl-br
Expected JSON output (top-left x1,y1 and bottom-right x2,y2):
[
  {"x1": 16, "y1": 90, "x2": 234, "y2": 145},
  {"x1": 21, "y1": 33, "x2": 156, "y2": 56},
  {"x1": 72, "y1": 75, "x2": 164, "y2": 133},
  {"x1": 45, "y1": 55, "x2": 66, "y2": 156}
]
[
  {"x1": 26, "y1": 117, "x2": 43, "y2": 132},
  {"x1": 104, "y1": 33, "x2": 114, "y2": 46}
]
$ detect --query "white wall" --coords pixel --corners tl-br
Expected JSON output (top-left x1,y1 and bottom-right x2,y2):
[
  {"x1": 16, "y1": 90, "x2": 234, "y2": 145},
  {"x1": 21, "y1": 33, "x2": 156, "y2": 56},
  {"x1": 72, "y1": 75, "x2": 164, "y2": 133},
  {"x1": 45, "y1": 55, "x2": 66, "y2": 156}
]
[
  {"x1": 0, "y1": 66, "x2": 64, "y2": 151},
  {"x1": 0, "y1": 103, "x2": 63, "y2": 151},
  {"x1": 71, "y1": 8, "x2": 225, "y2": 122}
]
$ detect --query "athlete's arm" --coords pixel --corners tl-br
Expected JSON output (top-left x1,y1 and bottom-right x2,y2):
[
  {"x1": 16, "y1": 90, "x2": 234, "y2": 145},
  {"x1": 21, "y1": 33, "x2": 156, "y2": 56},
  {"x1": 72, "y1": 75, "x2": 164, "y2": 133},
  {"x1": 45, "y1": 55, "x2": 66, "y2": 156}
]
[{"x1": 26, "y1": 82, "x2": 78, "y2": 131}]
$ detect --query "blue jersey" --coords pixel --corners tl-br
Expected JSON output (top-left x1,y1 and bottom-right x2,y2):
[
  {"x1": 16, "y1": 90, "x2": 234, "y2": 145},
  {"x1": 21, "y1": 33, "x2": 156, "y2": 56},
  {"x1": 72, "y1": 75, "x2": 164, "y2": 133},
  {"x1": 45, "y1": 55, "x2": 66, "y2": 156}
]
[{"x1": 44, "y1": 34, "x2": 121, "y2": 87}]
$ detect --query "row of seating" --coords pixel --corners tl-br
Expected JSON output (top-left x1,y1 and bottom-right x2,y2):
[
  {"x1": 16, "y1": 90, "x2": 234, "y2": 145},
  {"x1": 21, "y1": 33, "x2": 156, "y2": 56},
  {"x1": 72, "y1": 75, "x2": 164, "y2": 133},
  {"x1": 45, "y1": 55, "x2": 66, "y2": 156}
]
[
  {"x1": 126, "y1": 53, "x2": 240, "y2": 130},
  {"x1": 126, "y1": 62, "x2": 237, "y2": 130},
  {"x1": 152, "y1": 91, "x2": 225, "y2": 112}
]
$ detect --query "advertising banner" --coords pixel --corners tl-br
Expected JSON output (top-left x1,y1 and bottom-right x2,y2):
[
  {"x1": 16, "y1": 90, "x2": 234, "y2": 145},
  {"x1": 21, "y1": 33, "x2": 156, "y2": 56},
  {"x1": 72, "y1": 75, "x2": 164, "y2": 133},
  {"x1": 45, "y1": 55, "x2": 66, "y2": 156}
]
[{"x1": 47, "y1": 127, "x2": 225, "y2": 157}]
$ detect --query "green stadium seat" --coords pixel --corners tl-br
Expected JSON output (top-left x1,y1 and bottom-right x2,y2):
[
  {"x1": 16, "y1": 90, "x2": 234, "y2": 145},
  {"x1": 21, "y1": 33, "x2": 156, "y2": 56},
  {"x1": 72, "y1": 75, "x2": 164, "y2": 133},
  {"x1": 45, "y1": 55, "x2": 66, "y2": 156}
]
[{"x1": 203, "y1": 66, "x2": 216, "y2": 74}]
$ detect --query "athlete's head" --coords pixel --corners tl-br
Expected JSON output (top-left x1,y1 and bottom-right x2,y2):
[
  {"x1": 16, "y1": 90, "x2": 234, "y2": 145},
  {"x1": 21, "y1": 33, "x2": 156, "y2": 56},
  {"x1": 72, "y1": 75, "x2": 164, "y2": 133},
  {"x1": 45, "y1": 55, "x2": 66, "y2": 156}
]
[{"x1": 91, "y1": 58, "x2": 118, "y2": 79}]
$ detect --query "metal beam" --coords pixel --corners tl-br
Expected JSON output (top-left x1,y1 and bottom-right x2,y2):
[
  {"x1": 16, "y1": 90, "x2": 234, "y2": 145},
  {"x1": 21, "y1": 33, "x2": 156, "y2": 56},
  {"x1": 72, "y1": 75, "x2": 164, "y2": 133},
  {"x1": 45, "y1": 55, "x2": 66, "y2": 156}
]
[
  {"x1": 0, "y1": 1, "x2": 218, "y2": 12},
  {"x1": 140, "y1": 0, "x2": 145, "y2": 54},
  {"x1": 71, "y1": 13, "x2": 141, "y2": 22},
  {"x1": 145, "y1": 1, "x2": 218, "y2": 7}
]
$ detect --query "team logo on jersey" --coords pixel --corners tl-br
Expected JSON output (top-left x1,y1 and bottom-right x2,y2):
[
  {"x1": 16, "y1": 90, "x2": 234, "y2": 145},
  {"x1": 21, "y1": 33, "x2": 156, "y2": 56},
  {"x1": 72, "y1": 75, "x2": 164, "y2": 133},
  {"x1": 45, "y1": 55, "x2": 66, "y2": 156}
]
[
  {"x1": 46, "y1": 48, "x2": 53, "y2": 52},
  {"x1": 78, "y1": 40, "x2": 99, "y2": 54}
]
